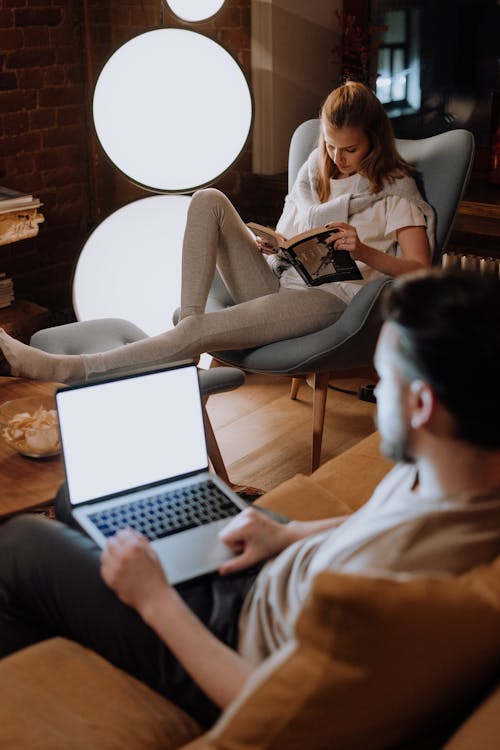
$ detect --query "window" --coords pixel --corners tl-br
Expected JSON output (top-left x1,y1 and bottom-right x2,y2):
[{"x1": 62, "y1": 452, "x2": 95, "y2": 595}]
[{"x1": 376, "y1": 8, "x2": 421, "y2": 115}]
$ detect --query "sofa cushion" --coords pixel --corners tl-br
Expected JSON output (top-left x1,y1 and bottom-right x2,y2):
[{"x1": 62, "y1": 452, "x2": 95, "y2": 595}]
[
  {"x1": 0, "y1": 637, "x2": 201, "y2": 750},
  {"x1": 193, "y1": 559, "x2": 500, "y2": 750}
]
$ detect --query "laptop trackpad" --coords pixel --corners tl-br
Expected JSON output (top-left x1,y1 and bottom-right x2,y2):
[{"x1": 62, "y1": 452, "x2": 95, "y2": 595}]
[{"x1": 153, "y1": 519, "x2": 233, "y2": 585}]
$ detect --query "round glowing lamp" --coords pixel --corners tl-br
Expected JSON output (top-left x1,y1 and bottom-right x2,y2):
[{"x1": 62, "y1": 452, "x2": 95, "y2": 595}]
[
  {"x1": 73, "y1": 195, "x2": 191, "y2": 336},
  {"x1": 165, "y1": 0, "x2": 226, "y2": 22},
  {"x1": 92, "y1": 28, "x2": 252, "y2": 192}
]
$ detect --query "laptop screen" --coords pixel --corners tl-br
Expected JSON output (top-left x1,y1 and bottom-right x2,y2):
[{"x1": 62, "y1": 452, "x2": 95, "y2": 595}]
[{"x1": 56, "y1": 364, "x2": 208, "y2": 506}]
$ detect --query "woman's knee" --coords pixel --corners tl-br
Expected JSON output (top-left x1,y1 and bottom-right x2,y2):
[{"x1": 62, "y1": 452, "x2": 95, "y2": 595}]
[
  {"x1": 189, "y1": 187, "x2": 230, "y2": 216},
  {"x1": 176, "y1": 314, "x2": 204, "y2": 341}
]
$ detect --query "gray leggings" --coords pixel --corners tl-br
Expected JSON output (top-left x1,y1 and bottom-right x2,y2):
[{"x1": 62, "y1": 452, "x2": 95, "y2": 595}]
[{"x1": 83, "y1": 189, "x2": 346, "y2": 379}]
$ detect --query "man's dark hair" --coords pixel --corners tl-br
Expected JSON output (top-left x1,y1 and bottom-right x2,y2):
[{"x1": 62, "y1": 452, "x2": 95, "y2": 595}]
[{"x1": 382, "y1": 268, "x2": 500, "y2": 449}]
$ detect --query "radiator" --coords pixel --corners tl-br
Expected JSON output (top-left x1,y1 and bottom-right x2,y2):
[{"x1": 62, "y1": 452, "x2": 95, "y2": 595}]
[{"x1": 441, "y1": 252, "x2": 500, "y2": 276}]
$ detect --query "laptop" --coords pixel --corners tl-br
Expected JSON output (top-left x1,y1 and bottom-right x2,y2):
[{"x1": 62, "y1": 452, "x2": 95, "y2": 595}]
[{"x1": 55, "y1": 362, "x2": 249, "y2": 584}]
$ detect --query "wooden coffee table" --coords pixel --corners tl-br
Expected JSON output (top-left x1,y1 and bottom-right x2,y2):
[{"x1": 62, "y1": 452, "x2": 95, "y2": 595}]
[{"x1": 0, "y1": 377, "x2": 65, "y2": 518}]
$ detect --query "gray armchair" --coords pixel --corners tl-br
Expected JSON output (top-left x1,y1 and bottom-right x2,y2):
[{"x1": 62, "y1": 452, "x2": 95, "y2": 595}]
[{"x1": 206, "y1": 122, "x2": 475, "y2": 470}]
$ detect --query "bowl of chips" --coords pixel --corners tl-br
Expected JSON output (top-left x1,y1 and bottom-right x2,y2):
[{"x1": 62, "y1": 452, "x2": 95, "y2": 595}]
[{"x1": 0, "y1": 396, "x2": 61, "y2": 458}]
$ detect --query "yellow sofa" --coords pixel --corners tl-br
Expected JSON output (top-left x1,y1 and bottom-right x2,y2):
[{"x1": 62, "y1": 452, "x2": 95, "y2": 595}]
[{"x1": 2, "y1": 432, "x2": 500, "y2": 749}]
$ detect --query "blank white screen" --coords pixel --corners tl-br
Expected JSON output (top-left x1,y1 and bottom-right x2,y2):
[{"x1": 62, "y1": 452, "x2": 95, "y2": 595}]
[{"x1": 56, "y1": 366, "x2": 208, "y2": 505}]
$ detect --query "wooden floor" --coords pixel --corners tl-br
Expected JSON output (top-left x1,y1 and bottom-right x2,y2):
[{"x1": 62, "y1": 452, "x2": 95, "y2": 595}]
[{"x1": 204, "y1": 368, "x2": 378, "y2": 492}]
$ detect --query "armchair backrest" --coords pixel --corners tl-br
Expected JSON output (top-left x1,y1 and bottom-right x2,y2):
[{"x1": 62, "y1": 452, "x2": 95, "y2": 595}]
[
  {"x1": 395, "y1": 130, "x2": 475, "y2": 260},
  {"x1": 287, "y1": 119, "x2": 475, "y2": 263}
]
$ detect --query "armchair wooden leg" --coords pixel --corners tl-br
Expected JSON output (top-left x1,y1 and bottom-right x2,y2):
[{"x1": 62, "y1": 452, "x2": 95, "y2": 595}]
[
  {"x1": 311, "y1": 371, "x2": 330, "y2": 472},
  {"x1": 290, "y1": 377, "x2": 302, "y2": 400},
  {"x1": 202, "y1": 400, "x2": 230, "y2": 484}
]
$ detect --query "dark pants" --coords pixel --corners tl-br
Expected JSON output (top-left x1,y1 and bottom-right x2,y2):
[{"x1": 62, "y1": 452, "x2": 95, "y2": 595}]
[{"x1": 0, "y1": 488, "x2": 258, "y2": 726}]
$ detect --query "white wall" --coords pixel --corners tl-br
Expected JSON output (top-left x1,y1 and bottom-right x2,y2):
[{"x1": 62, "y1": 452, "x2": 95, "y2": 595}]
[{"x1": 252, "y1": 0, "x2": 342, "y2": 174}]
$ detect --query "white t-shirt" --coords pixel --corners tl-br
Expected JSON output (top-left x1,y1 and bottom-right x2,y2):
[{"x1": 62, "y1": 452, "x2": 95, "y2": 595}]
[
  {"x1": 275, "y1": 173, "x2": 426, "y2": 305},
  {"x1": 237, "y1": 463, "x2": 500, "y2": 664}
]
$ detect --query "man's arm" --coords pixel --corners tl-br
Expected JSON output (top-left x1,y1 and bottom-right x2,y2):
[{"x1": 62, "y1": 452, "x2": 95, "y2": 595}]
[
  {"x1": 100, "y1": 510, "x2": 348, "y2": 707},
  {"x1": 217, "y1": 507, "x2": 348, "y2": 575},
  {"x1": 140, "y1": 585, "x2": 252, "y2": 708},
  {"x1": 100, "y1": 529, "x2": 252, "y2": 709}
]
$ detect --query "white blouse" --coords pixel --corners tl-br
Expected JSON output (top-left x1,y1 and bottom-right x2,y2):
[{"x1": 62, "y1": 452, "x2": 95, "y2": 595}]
[{"x1": 275, "y1": 172, "x2": 426, "y2": 305}]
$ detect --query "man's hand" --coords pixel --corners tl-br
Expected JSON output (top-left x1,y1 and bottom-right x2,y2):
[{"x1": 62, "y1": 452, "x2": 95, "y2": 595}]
[
  {"x1": 101, "y1": 527, "x2": 254, "y2": 709},
  {"x1": 218, "y1": 507, "x2": 290, "y2": 575},
  {"x1": 100, "y1": 529, "x2": 170, "y2": 613}
]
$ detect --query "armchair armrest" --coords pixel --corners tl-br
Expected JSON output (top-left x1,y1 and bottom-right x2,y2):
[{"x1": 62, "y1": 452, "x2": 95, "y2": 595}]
[{"x1": 220, "y1": 275, "x2": 392, "y2": 373}]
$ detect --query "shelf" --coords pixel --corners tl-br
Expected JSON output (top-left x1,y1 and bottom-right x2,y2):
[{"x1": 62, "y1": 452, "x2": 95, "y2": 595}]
[
  {"x1": 448, "y1": 176, "x2": 500, "y2": 258},
  {"x1": 0, "y1": 206, "x2": 44, "y2": 247},
  {"x1": 454, "y1": 198, "x2": 500, "y2": 238}
]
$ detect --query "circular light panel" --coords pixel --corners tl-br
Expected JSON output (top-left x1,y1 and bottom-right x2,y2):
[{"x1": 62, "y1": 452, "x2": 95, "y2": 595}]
[
  {"x1": 93, "y1": 29, "x2": 252, "y2": 192},
  {"x1": 165, "y1": 0, "x2": 226, "y2": 22},
  {"x1": 73, "y1": 195, "x2": 191, "y2": 336}
]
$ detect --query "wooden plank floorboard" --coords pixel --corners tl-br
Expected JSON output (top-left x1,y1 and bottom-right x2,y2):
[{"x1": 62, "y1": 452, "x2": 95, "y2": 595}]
[
  {"x1": 207, "y1": 374, "x2": 297, "y2": 424},
  {"x1": 205, "y1": 371, "x2": 377, "y2": 492}
]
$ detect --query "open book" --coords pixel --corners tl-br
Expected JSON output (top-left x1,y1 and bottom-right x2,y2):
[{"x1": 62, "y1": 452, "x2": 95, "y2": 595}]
[{"x1": 247, "y1": 222, "x2": 362, "y2": 286}]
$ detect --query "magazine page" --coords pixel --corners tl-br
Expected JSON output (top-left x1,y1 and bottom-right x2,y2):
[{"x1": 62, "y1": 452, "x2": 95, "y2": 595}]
[{"x1": 286, "y1": 232, "x2": 362, "y2": 285}]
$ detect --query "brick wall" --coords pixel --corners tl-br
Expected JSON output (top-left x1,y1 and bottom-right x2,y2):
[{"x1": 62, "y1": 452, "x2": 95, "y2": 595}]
[
  {"x1": 0, "y1": 1, "x2": 89, "y2": 315},
  {"x1": 0, "y1": 0, "x2": 251, "y2": 316}
]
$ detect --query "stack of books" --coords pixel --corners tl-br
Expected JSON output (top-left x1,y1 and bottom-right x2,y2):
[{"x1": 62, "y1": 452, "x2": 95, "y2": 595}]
[
  {"x1": 0, "y1": 186, "x2": 41, "y2": 214},
  {"x1": 0, "y1": 273, "x2": 14, "y2": 309}
]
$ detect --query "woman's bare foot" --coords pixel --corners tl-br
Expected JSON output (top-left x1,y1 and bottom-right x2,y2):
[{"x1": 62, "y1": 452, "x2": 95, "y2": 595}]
[{"x1": 0, "y1": 328, "x2": 85, "y2": 382}]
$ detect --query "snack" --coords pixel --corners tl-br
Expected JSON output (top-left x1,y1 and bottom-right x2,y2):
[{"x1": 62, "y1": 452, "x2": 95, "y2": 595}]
[{"x1": 1, "y1": 405, "x2": 61, "y2": 456}]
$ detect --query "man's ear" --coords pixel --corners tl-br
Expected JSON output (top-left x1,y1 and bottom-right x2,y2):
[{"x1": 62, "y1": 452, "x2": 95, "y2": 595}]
[{"x1": 409, "y1": 379, "x2": 435, "y2": 429}]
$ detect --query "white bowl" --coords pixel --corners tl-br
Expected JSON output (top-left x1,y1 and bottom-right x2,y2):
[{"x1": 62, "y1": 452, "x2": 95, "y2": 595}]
[{"x1": 0, "y1": 396, "x2": 61, "y2": 458}]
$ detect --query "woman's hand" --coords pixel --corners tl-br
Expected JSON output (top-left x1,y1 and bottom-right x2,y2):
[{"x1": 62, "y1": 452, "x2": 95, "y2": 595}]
[
  {"x1": 100, "y1": 529, "x2": 170, "y2": 613},
  {"x1": 255, "y1": 236, "x2": 279, "y2": 255},
  {"x1": 326, "y1": 221, "x2": 367, "y2": 262},
  {"x1": 218, "y1": 507, "x2": 290, "y2": 575},
  {"x1": 255, "y1": 233, "x2": 287, "y2": 255},
  {"x1": 325, "y1": 221, "x2": 430, "y2": 276}
]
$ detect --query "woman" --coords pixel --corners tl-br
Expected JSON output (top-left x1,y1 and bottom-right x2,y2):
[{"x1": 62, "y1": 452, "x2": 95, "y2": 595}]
[{"x1": 0, "y1": 82, "x2": 432, "y2": 383}]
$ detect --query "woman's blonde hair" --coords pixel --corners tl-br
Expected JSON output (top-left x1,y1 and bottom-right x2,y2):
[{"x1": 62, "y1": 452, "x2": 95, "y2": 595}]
[{"x1": 317, "y1": 81, "x2": 413, "y2": 202}]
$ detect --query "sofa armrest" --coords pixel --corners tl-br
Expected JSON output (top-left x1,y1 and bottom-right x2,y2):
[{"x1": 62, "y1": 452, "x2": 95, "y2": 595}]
[
  {"x1": 254, "y1": 473, "x2": 354, "y2": 521},
  {"x1": 442, "y1": 683, "x2": 500, "y2": 749},
  {"x1": 312, "y1": 432, "x2": 394, "y2": 512},
  {"x1": 255, "y1": 432, "x2": 393, "y2": 520},
  {"x1": 0, "y1": 637, "x2": 202, "y2": 750}
]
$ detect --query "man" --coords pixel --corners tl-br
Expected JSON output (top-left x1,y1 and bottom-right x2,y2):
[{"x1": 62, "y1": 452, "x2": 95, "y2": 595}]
[{"x1": 1, "y1": 268, "x2": 500, "y2": 727}]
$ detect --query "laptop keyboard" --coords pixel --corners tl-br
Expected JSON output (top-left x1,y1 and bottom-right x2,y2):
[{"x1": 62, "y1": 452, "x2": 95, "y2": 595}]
[{"x1": 88, "y1": 479, "x2": 241, "y2": 542}]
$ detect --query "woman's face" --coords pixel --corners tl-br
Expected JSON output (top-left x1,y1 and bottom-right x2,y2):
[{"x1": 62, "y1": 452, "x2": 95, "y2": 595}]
[{"x1": 322, "y1": 122, "x2": 371, "y2": 177}]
